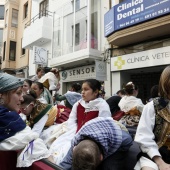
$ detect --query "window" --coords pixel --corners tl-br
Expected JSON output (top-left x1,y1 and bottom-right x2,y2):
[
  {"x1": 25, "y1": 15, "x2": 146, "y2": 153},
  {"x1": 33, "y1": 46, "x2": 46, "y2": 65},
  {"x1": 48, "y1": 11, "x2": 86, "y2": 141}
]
[
  {"x1": 0, "y1": 29, "x2": 3, "y2": 44},
  {"x1": 40, "y1": 0, "x2": 49, "y2": 17},
  {"x1": 11, "y1": 9, "x2": 18, "y2": 27},
  {"x1": 75, "y1": 0, "x2": 80, "y2": 11},
  {"x1": 72, "y1": 23, "x2": 80, "y2": 45},
  {"x1": 56, "y1": 30, "x2": 61, "y2": 46},
  {"x1": 91, "y1": 12, "x2": 98, "y2": 49},
  {"x1": 24, "y1": 2, "x2": 28, "y2": 19},
  {"x1": 75, "y1": 23, "x2": 80, "y2": 45},
  {"x1": 21, "y1": 38, "x2": 25, "y2": 55},
  {"x1": 0, "y1": 29, "x2": 3, "y2": 60},
  {"x1": 0, "y1": 6, "x2": 4, "y2": 19},
  {"x1": 5, "y1": 9, "x2": 8, "y2": 27},
  {"x1": 9, "y1": 41, "x2": 16, "y2": 61},
  {"x1": 3, "y1": 41, "x2": 6, "y2": 61},
  {"x1": 110, "y1": 0, "x2": 124, "y2": 7}
]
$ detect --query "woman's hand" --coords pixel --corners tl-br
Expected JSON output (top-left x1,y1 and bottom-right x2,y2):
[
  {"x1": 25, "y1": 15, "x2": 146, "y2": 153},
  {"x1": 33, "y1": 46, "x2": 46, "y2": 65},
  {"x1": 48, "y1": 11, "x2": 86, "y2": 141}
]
[
  {"x1": 153, "y1": 156, "x2": 170, "y2": 170},
  {"x1": 159, "y1": 163, "x2": 170, "y2": 170}
]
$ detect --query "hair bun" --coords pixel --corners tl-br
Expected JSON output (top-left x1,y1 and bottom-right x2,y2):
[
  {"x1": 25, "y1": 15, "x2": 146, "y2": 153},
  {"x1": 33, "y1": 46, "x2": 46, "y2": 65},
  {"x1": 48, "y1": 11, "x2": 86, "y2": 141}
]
[{"x1": 126, "y1": 81, "x2": 135, "y2": 90}]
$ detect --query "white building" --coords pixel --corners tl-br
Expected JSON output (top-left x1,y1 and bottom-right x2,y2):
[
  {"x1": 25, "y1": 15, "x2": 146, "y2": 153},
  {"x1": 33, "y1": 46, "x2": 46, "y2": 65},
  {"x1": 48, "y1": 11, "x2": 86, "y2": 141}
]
[
  {"x1": 0, "y1": 0, "x2": 5, "y2": 67},
  {"x1": 23, "y1": 0, "x2": 111, "y2": 97}
]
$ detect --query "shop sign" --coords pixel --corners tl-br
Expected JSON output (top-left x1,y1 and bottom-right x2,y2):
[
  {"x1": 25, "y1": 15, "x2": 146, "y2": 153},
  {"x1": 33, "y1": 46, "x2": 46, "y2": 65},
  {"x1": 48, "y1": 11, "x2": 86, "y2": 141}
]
[
  {"x1": 111, "y1": 46, "x2": 170, "y2": 71},
  {"x1": 33, "y1": 46, "x2": 48, "y2": 65},
  {"x1": 60, "y1": 65, "x2": 96, "y2": 82},
  {"x1": 105, "y1": 0, "x2": 170, "y2": 36},
  {"x1": 95, "y1": 60, "x2": 107, "y2": 81}
]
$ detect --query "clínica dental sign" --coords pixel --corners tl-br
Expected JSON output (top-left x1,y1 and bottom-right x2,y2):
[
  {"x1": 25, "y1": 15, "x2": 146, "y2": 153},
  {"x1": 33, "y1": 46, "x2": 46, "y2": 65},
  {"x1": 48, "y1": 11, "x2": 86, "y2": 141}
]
[{"x1": 111, "y1": 46, "x2": 170, "y2": 71}]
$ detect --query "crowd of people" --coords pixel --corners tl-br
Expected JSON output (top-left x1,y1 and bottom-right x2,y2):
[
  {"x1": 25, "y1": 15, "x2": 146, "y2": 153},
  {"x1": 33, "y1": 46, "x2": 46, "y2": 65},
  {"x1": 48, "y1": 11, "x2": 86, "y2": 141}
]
[{"x1": 0, "y1": 65, "x2": 170, "y2": 170}]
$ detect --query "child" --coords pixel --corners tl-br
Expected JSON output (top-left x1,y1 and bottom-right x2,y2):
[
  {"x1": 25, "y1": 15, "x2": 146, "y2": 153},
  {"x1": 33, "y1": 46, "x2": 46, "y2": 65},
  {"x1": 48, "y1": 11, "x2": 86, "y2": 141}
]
[
  {"x1": 42, "y1": 79, "x2": 111, "y2": 165},
  {"x1": 20, "y1": 90, "x2": 58, "y2": 136}
]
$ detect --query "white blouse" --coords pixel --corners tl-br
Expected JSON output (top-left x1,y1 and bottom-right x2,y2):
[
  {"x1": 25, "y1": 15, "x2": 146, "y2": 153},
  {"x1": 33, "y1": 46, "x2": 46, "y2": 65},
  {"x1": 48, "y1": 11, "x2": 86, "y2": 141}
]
[
  {"x1": 134, "y1": 101, "x2": 161, "y2": 159},
  {"x1": 118, "y1": 95, "x2": 144, "y2": 113},
  {"x1": 67, "y1": 98, "x2": 111, "y2": 126}
]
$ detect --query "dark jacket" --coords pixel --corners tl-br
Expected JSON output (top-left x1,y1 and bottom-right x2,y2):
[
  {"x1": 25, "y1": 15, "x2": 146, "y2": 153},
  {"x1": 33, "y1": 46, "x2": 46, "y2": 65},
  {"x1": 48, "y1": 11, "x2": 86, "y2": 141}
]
[{"x1": 0, "y1": 106, "x2": 26, "y2": 142}]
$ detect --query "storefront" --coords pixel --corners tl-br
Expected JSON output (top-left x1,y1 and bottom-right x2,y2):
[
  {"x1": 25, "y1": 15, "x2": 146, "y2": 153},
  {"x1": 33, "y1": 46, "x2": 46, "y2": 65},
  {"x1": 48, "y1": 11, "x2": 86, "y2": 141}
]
[
  {"x1": 59, "y1": 62, "x2": 107, "y2": 95},
  {"x1": 111, "y1": 46, "x2": 170, "y2": 103}
]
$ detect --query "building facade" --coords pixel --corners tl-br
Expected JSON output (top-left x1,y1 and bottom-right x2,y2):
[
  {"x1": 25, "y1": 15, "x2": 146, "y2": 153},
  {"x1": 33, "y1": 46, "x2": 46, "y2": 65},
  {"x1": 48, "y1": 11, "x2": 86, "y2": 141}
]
[
  {"x1": 0, "y1": 0, "x2": 5, "y2": 70},
  {"x1": 105, "y1": 0, "x2": 170, "y2": 103},
  {"x1": 23, "y1": 0, "x2": 111, "y2": 96},
  {"x1": 1, "y1": 0, "x2": 31, "y2": 77}
]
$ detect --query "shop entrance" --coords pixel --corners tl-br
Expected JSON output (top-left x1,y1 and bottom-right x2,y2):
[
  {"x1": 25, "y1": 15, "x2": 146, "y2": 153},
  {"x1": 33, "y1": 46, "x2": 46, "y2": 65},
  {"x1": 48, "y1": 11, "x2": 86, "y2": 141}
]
[
  {"x1": 131, "y1": 72, "x2": 161, "y2": 104},
  {"x1": 121, "y1": 65, "x2": 167, "y2": 104}
]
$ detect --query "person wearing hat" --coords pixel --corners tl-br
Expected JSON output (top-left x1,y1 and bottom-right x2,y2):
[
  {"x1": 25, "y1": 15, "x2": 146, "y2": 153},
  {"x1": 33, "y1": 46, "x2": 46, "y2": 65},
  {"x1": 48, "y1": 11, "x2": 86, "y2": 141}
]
[{"x1": 0, "y1": 73, "x2": 52, "y2": 167}]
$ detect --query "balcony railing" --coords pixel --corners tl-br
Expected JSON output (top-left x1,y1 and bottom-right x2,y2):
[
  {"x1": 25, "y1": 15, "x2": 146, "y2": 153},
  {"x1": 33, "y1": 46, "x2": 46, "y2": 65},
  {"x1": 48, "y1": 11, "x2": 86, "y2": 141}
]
[{"x1": 25, "y1": 10, "x2": 53, "y2": 28}]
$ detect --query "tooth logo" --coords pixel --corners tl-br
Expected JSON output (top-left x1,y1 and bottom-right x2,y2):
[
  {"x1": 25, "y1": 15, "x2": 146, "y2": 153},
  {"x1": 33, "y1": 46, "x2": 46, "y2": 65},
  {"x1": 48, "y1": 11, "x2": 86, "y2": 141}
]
[{"x1": 114, "y1": 56, "x2": 125, "y2": 69}]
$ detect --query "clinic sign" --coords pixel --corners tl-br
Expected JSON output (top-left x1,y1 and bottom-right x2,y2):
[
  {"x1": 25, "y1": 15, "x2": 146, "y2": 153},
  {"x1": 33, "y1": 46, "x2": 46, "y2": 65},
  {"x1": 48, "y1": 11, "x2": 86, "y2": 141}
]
[
  {"x1": 111, "y1": 46, "x2": 170, "y2": 71},
  {"x1": 105, "y1": 0, "x2": 170, "y2": 36}
]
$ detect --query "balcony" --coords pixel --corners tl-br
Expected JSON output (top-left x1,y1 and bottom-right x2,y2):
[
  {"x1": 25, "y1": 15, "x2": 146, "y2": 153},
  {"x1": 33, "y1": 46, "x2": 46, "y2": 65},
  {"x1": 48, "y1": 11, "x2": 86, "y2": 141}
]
[{"x1": 22, "y1": 10, "x2": 53, "y2": 49}]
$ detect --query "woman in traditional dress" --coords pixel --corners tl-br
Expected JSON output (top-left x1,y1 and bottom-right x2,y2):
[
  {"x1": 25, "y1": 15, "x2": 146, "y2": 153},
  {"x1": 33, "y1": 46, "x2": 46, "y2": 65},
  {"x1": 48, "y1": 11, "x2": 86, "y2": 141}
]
[
  {"x1": 31, "y1": 81, "x2": 48, "y2": 104},
  {"x1": 39, "y1": 67, "x2": 60, "y2": 92},
  {"x1": 134, "y1": 65, "x2": 170, "y2": 170},
  {"x1": 118, "y1": 81, "x2": 144, "y2": 127},
  {"x1": 0, "y1": 73, "x2": 52, "y2": 167}
]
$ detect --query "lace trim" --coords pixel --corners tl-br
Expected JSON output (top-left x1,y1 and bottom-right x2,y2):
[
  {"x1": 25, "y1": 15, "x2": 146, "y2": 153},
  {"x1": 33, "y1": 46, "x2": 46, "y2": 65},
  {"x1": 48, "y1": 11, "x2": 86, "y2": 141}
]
[{"x1": 17, "y1": 152, "x2": 51, "y2": 167}]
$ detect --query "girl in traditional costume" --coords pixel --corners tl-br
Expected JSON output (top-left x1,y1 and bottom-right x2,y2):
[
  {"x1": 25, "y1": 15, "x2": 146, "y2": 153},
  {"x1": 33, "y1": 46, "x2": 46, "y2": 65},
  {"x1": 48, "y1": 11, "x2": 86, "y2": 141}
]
[
  {"x1": 20, "y1": 90, "x2": 58, "y2": 135},
  {"x1": 42, "y1": 79, "x2": 111, "y2": 165}
]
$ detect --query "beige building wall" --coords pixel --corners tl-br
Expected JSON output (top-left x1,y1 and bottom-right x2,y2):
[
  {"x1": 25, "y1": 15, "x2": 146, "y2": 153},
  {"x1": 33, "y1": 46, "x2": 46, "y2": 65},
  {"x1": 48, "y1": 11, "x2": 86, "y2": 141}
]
[
  {"x1": 1, "y1": 0, "x2": 31, "y2": 76},
  {"x1": 15, "y1": 0, "x2": 31, "y2": 69}
]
